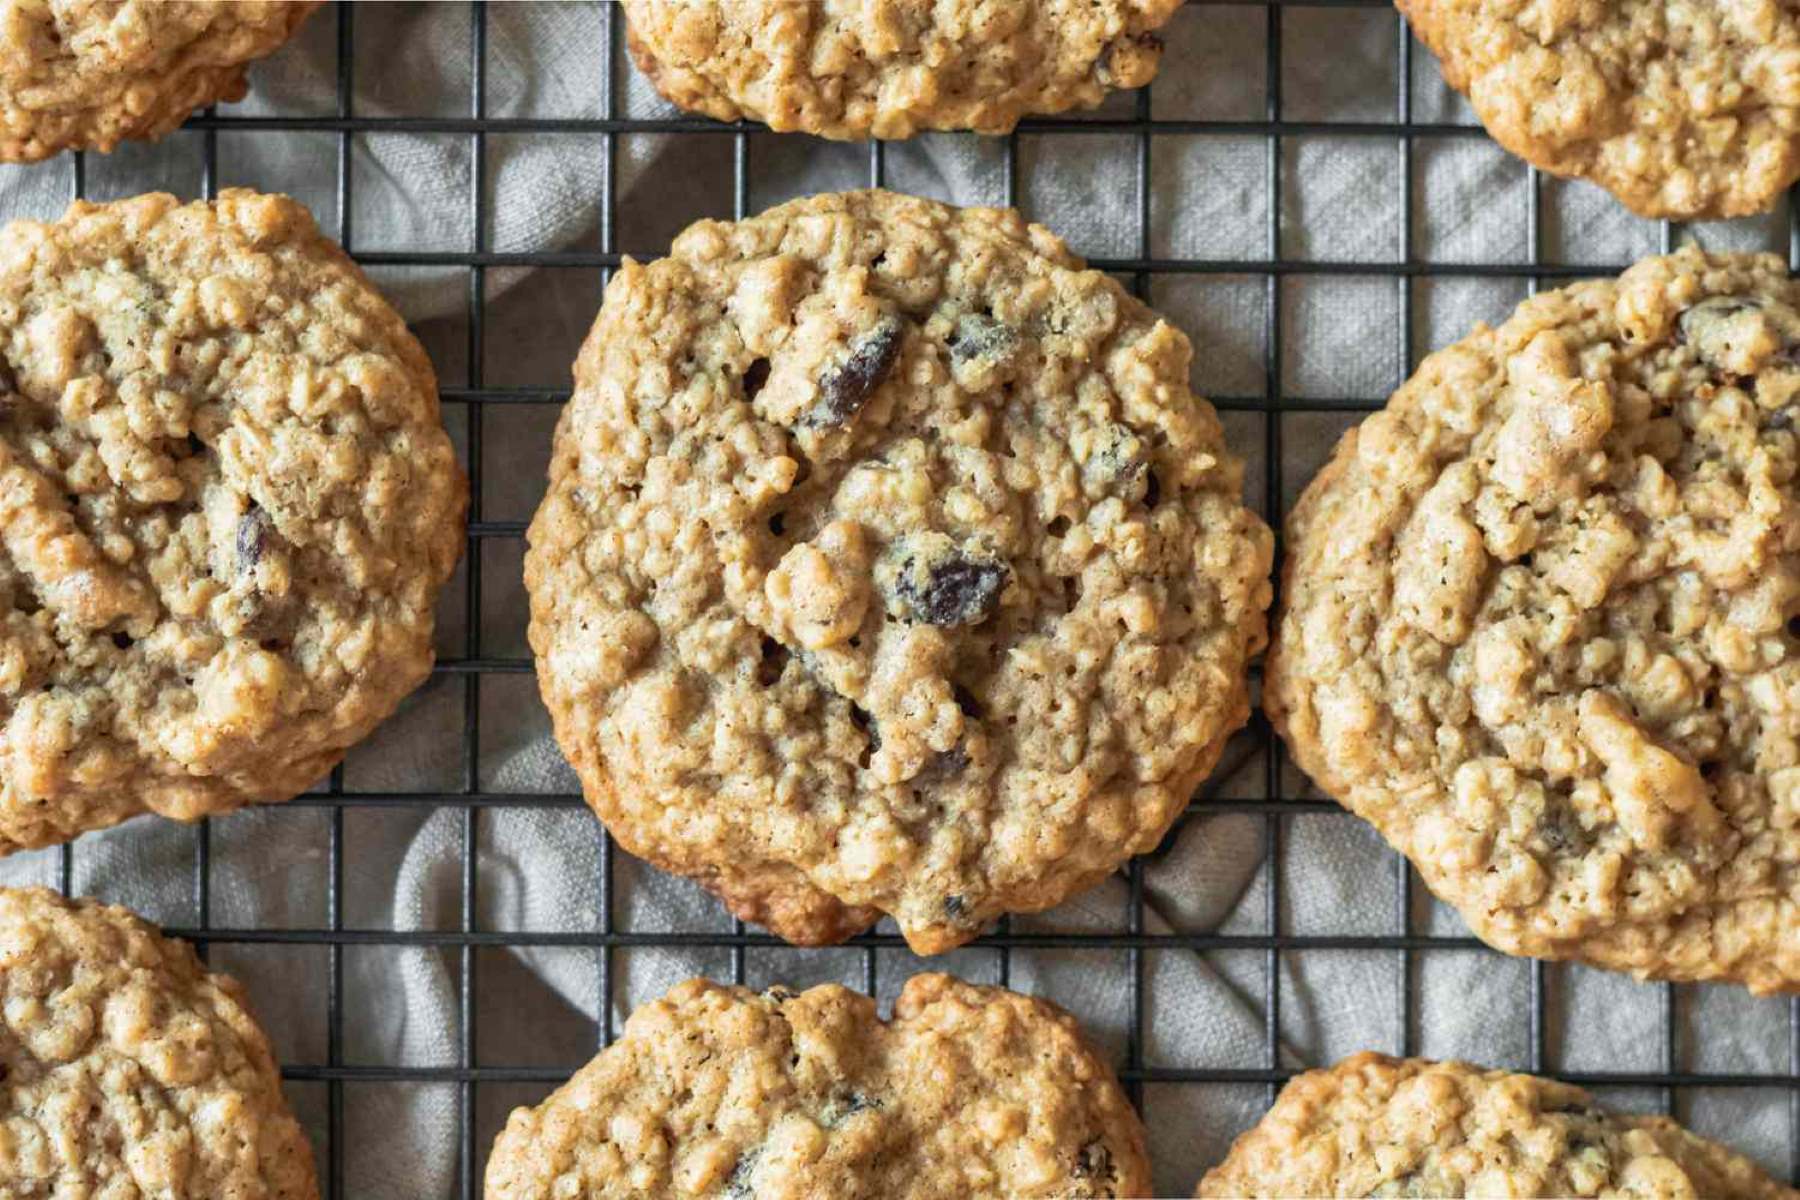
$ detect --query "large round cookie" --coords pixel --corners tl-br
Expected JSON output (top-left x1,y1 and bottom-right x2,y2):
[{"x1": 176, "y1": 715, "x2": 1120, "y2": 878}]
[
  {"x1": 1399, "y1": 0, "x2": 1800, "y2": 219},
  {"x1": 0, "y1": 886, "x2": 318, "y2": 1196},
  {"x1": 622, "y1": 0, "x2": 1183, "y2": 140},
  {"x1": 1198, "y1": 1053, "x2": 1794, "y2": 1198},
  {"x1": 525, "y1": 189, "x2": 1272, "y2": 953},
  {"x1": 485, "y1": 974, "x2": 1150, "y2": 1199},
  {"x1": 1267, "y1": 247, "x2": 1799, "y2": 994},
  {"x1": 0, "y1": 1, "x2": 320, "y2": 162},
  {"x1": 0, "y1": 189, "x2": 466, "y2": 852}
]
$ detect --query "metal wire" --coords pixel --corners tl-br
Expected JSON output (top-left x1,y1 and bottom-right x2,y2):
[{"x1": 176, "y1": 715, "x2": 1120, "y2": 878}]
[{"x1": 32, "y1": 1, "x2": 1799, "y2": 1193}]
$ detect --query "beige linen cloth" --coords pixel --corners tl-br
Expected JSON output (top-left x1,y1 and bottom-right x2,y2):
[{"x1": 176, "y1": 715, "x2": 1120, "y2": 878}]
[{"x1": 0, "y1": 4, "x2": 1792, "y2": 1196}]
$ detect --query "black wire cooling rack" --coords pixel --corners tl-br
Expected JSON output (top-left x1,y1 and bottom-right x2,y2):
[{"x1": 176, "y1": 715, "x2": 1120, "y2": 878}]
[{"x1": 20, "y1": 1, "x2": 1799, "y2": 1194}]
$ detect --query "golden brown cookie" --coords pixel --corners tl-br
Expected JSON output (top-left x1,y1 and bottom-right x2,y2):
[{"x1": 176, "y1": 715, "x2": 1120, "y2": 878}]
[
  {"x1": 0, "y1": 0, "x2": 320, "y2": 162},
  {"x1": 1267, "y1": 246, "x2": 1800, "y2": 994},
  {"x1": 0, "y1": 189, "x2": 466, "y2": 853},
  {"x1": 485, "y1": 974, "x2": 1150, "y2": 1199},
  {"x1": 1198, "y1": 1053, "x2": 1795, "y2": 1198},
  {"x1": 0, "y1": 886, "x2": 318, "y2": 1197},
  {"x1": 621, "y1": 0, "x2": 1183, "y2": 140},
  {"x1": 524, "y1": 189, "x2": 1272, "y2": 953},
  {"x1": 1400, "y1": 0, "x2": 1800, "y2": 219}
]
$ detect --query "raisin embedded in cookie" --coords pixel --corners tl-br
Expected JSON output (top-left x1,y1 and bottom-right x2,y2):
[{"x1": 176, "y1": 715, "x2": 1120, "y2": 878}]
[
  {"x1": 524, "y1": 189, "x2": 1272, "y2": 953},
  {"x1": 621, "y1": 0, "x2": 1183, "y2": 140},
  {"x1": 0, "y1": 886, "x2": 318, "y2": 1197},
  {"x1": 1399, "y1": 0, "x2": 1800, "y2": 219},
  {"x1": 0, "y1": 189, "x2": 466, "y2": 852},
  {"x1": 0, "y1": 1, "x2": 321, "y2": 162},
  {"x1": 1197, "y1": 1053, "x2": 1795, "y2": 1198},
  {"x1": 485, "y1": 974, "x2": 1150, "y2": 1199},
  {"x1": 1267, "y1": 246, "x2": 1800, "y2": 995}
]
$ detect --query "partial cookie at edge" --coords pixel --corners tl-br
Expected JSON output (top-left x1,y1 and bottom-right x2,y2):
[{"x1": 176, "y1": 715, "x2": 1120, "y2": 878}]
[
  {"x1": 1198, "y1": 1052, "x2": 1795, "y2": 1198},
  {"x1": 1267, "y1": 245, "x2": 1800, "y2": 993},
  {"x1": 0, "y1": 189, "x2": 467, "y2": 852},
  {"x1": 0, "y1": 886, "x2": 318, "y2": 1197},
  {"x1": 622, "y1": 0, "x2": 1182, "y2": 140},
  {"x1": 1398, "y1": 0, "x2": 1800, "y2": 218},
  {"x1": 0, "y1": 1, "x2": 321, "y2": 162},
  {"x1": 485, "y1": 974, "x2": 1150, "y2": 1199}
]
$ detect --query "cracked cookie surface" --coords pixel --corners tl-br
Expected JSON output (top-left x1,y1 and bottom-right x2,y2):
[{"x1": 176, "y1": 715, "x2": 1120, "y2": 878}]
[
  {"x1": 1198, "y1": 1053, "x2": 1795, "y2": 1198},
  {"x1": 0, "y1": 0, "x2": 320, "y2": 162},
  {"x1": 0, "y1": 886, "x2": 317, "y2": 1197},
  {"x1": 0, "y1": 189, "x2": 466, "y2": 853},
  {"x1": 484, "y1": 974, "x2": 1150, "y2": 1200},
  {"x1": 1399, "y1": 0, "x2": 1800, "y2": 218},
  {"x1": 1267, "y1": 247, "x2": 1800, "y2": 994},
  {"x1": 621, "y1": 0, "x2": 1182, "y2": 140},
  {"x1": 524, "y1": 189, "x2": 1271, "y2": 953}
]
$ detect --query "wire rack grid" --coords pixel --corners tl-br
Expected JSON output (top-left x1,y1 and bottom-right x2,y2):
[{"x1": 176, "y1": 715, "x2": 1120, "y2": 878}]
[{"x1": 18, "y1": 1, "x2": 1800, "y2": 1195}]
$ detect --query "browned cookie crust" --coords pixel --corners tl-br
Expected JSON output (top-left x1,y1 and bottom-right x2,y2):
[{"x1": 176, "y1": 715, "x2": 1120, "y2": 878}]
[
  {"x1": 524, "y1": 189, "x2": 1272, "y2": 953},
  {"x1": 1198, "y1": 1053, "x2": 1795, "y2": 1198},
  {"x1": 0, "y1": 190, "x2": 466, "y2": 853},
  {"x1": 622, "y1": 0, "x2": 1182, "y2": 140},
  {"x1": 0, "y1": 0, "x2": 320, "y2": 162},
  {"x1": 1267, "y1": 247, "x2": 1800, "y2": 994},
  {"x1": 485, "y1": 974, "x2": 1150, "y2": 1199},
  {"x1": 1399, "y1": 0, "x2": 1800, "y2": 219},
  {"x1": 0, "y1": 886, "x2": 318, "y2": 1197}
]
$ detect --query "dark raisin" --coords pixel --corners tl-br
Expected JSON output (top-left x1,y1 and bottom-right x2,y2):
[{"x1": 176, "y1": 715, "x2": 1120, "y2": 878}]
[
  {"x1": 0, "y1": 358, "x2": 15, "y2": 397},
  {"x1": 110, "y1": 631, "x2": 133, "y2": 650},
  {"x1": 756, "y1": 637, "x2": 788, "y2": 687},
  {"x1": 1767, "y1": 410, "x2": 1794, "y2": 431},
  {"x1": 850, "y1": 704, "x2": 879, "y2": 767},
  {"x1": 1142, "y1": 468, "x2": 1161, "y2": 509},
  {"x1": 236, "y1": 505, "x2": 271, "y2": 569},
  {"x1": 951, "y1": 684, "x2": 982, "y2": 720},
  {"x1": 897, "y1": 555, "x2": 1008, "y2": 627},
  {"x1": 803, "y1": 317, "x2": 903, "y2": 428},
  {"x1": 1047, "y1": 516, "x2": 1071, "y2": 537},
  {"x1": 942, "y1": 894, "x2": 966, "y2": 918},
  {"x1": 742, "y1": 357, "x2": 770, "y2": 401},
  {"x1": 1787, "y1": 615, "x2": 1800, "y2": 638},
  {"x1": 767, "y1": 511, "x2": 786, "y2": 537},
  {"x1": 0, "y1": 1062, "x2": 9, "y2": 1082},
  {"x1": 1073, "y1": 1139, "x2": 1114, "y2": 1183},
  {"x1": 948, "y1": 312, "x2": 1017, "y2": 365}
]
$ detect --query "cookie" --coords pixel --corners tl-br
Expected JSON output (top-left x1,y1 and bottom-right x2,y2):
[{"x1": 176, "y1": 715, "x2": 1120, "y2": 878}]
[
  {"x1": 485, "y1": 974, "x2": 1150, "y2": 1199},
  {"x1": 0, "y1": 886, "x2": 318, "y2": 1196},
  {"x1": 1197, "y1": 1052, "x2": 1794, "y2": 1198},
  {"x1": 0, "y1": 189, "x2": 466, "y2": 852},
  {"x1": 1399, "y1": 0, "x2": 1800, "y2": 219},
  {"x1": 0, "y1": 1, "x2": 320, "y2": 162},
  {"x1": 524, "y1": 189, "x2": 1272, "y2": 953},
  {"x1": 1266, "y1": 246, "x2": 1800, "y2": 994},
  {"x1": 621, "y1": 0, "x2": 1183, "y2": 140}
]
